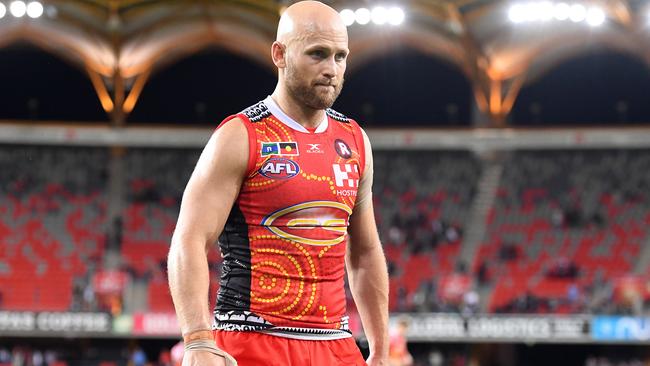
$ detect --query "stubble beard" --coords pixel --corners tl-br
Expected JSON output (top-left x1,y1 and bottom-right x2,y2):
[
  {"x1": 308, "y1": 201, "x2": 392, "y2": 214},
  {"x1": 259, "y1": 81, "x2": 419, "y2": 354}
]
[{"x1": 285, "y1": 60, "x2": 344, "y2": 110}]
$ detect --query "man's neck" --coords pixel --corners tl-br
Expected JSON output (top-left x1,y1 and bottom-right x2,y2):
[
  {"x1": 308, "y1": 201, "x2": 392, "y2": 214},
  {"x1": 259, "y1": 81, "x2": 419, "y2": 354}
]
[{"x1": 271, "y1": 88, "x2": 325, "y2": 129}]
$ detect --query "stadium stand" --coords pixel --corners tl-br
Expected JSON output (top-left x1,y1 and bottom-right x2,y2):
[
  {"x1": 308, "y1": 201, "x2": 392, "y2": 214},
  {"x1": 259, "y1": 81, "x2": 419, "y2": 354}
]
[
  {"x1": 3, "y1": 145, "x2": 650, "y2": 319},
  {"x1": 120, "y1": 148, "x2": 483, "y2": 314},
  {"x1": 373, "y1": 150, "x2": 481, "y2": 312},
  {"x1": 480, "y1": 150, "x2": 650, "y2": 314},
  {"x1": 121, "y1": 148, "x2": 222, "y2": 312},
  {"x1": 0, "y1": 145, "x2": 108, "y2": 311},
  {"x1": 121, "y1": 148, "x2": 198, "y2": 275}
]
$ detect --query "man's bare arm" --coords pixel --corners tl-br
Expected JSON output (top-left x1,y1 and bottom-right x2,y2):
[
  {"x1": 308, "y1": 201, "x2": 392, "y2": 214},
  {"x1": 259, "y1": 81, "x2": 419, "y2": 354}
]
[
  {"x1": 167, "y1": 118, "x2": 248, "y2": 361},
  {"x1": 346, "y1": 129, "x2": 389, "y2": 365}
]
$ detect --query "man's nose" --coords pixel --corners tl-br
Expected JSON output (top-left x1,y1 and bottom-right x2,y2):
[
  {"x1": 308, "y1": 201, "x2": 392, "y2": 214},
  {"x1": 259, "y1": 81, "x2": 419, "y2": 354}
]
[{"x1": 322, "y1": 56, "x2": 338, "y2": 79}]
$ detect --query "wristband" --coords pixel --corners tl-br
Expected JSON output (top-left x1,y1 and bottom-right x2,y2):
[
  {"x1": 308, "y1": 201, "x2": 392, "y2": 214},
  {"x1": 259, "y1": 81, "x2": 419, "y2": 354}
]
[
  {"x1": 184, "y1": 340, "x2": 238, "y2": 365},
  {"x1": 182, "y1": 329, "x2": 214, "y2": 343}
]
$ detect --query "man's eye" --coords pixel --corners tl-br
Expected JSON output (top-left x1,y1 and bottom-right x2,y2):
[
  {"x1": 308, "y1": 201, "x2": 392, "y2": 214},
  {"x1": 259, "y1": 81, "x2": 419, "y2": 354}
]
[
  {"x1": 311, "y1": 50, "x2": 326, "y2": 58},
  {"x1": 335, "y1": 53, "x2": 347, "y2": 61}
]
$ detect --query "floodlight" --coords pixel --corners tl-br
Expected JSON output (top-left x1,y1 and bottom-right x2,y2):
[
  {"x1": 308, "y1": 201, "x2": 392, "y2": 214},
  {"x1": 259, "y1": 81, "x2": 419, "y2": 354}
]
[
  {"x1": 340, "y1": 9, "x2": 355, "y2": 26},
  {"x1": 387, "y1": 7, "x2": 405, "y2": 25},
  {"x1": 586, "y1": 7, "x2": 605, "y2": 27},
  {"x1": 371, "y1": 6, "x2": 388, "y2": 25},
  {"x1": 26, "y1": 1, "x2": 42, "y2": 18},
  {"x1": 508, "y1": 4, "x2": 526, "y2": 23},
  {"x1": 569, "y1": 3, "x2": 586, "y2": 23},
  {"x1": 355, "y1": 8, "x2": 371, "y2": 25},
  {"x1": 554, "y1": 2, "x2": 570, "y2": 21},
  {"x1": 9, "y1": 1, "x2": 26, "y2": 17}
]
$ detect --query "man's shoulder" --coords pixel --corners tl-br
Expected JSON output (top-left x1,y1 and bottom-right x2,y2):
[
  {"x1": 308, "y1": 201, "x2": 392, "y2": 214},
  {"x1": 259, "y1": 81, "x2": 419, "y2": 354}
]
[
  {"x1": 325, "y1": 108, "x2": 351, "y2": 123},
  {"x1": 240, "y1": 100, "x2": 271, "y2": 123}
]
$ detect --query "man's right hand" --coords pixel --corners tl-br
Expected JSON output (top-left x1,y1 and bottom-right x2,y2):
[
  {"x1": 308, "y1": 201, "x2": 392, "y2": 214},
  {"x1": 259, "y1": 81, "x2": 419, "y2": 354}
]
[{"x1": 182, "y1": 350, "x2": 233, "y2": 366}]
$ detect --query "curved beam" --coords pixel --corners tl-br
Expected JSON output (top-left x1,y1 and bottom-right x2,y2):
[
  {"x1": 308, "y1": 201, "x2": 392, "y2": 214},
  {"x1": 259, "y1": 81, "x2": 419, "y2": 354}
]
[
  {"x1": 0, "y1": 22, "x2": 114, "y2": 76},
  {"x1": 508, "y1": 30, "x2": 647, "y2": 85},
  {"x1": 119, "y1": 21, "x2": 274, "y2": 79},
  {"x1": 347, "y1": 27, "x2": 468, "y2": 78}
]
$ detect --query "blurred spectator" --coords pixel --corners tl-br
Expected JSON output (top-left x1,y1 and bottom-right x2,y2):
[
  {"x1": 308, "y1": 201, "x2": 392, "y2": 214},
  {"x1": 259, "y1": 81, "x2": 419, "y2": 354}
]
[
  {"x1": 428, "y1": 351, "x2": 444, "y2": 366},
  {"x1": 83, "y1": 282, "x2": 96, "y2": 311},
  {"x1": 411, "y1": 281, "x2": 433, "y2": 313},
  {"x1": 461, "y1": 290, "x2": 480, "y2": 316},
  {"x1": 498, "y1": 243, "x2": 519, "y2": 261},
  {"x1": 431, "y1": 220, "x2": 444, "y2": 239},
  {"x1": 388, "y1": 226, "x2": 404, "y2": 245},
  {"x1": 0, "y1": 349, "x2": 10, "y2": 364},
  {"x1": 563, "y1": 206, "x2": 582, "y2": 228},
  {"x1": 477, "y1": 261, "x2": 489, "y2": 285},
  {"x1": 11, "y1": 347, "x2": 25, "y2": 366},
  {"x1": 396, "y1": 286, "x2": 409, "y2": 312},
  {"x1": 444, "y1": 226, "x2": 460, "y2": 244},
  {"x1": 547, "y1": 257, "x2": 579, "y2": 279},
  {"x1": 158, "y1": 349, "x2": 172, "y2": 366},
  {"x1": 44, "y1": 350, "x2": 57, "y2": 365},
  {"x1": 567, "y1": 284, "x2": 580, "y2": 303},
  {"x1": 496, "y1": 292, "x2": 553, "y2": 314},
  {"x1": 31, "y1": 350, "x2": 43, "y2": 366},
  {"x1": 129, "y1": 347, "x2": 147, "y2": 366},
  {"x1": 551, "y1": 208, "x2": 564, "y2": 228},
  {"x1": 388, "y1": 317, "x2": 413, "y2": 366}
]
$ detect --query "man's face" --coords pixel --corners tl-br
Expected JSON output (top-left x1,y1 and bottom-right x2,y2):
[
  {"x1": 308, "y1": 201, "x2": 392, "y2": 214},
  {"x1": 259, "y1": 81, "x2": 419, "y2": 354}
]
[{"x1": 283, "y1": 30, "x2": 348, "y2": 110}]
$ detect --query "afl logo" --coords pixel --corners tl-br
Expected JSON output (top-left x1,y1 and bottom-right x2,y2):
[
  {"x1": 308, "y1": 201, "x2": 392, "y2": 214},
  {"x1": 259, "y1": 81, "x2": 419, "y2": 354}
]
[
  {"x1": 334, "y1": 139, "x2": 352, "y2": 159},
  {"x1": 261, "y1": 201, "x2": 353, "y2": 246},
  {"x1": 259, "y1": 158, "x2": 300, "y2": 179}
]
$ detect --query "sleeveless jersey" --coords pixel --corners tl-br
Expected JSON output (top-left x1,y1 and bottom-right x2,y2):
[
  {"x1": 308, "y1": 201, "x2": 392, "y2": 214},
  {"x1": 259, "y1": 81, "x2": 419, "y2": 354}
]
[{"x1": 213, "y1": 96, "x2": 366, "y2": 340}]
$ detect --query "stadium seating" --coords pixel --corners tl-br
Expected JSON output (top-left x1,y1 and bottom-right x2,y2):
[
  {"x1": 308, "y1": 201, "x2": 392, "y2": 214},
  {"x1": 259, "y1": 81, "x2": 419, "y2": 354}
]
[
  {"x1": 118, "y1": 149, "x2": 481, "y2": 313},
  {"x1": 121, "y1": 148, "x2": 226, "y2": 312},
  {"x1": 4, "y1": 145, "x2": 649, "y2": 316},
  {"x1": 0, "y1": 146, "x2": 108, "y2": 311},
  {"x1": 120, "y1": 148, "x2": 198, "y2": 278},
  {"x1": 480, "y1": 150, "x2": 650, "y2": 313},
  {"x1": 373, "y1": 151, "x2": 481, "y2": 311}
]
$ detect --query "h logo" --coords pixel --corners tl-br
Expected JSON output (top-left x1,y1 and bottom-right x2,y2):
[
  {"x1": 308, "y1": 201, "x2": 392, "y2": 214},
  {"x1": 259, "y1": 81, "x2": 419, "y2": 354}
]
[{"x1": 332, "y1": 164, "x2": 359, "y2": 187}]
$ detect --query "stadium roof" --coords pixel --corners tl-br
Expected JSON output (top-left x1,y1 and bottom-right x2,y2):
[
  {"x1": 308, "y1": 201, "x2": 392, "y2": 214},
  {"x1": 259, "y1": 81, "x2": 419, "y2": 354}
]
[{"x1": 0, "y1": 0, "x2": 648, "y2": 125}]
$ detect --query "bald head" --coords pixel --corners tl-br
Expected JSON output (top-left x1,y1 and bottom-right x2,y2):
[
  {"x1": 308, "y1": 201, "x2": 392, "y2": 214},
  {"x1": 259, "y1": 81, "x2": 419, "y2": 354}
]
[
  {"x1": 271, "y1": 1, "x2": 349, "y2": 112},
  {"x1": 276, "y1": 1, "x2": 348, "y2": 45}
]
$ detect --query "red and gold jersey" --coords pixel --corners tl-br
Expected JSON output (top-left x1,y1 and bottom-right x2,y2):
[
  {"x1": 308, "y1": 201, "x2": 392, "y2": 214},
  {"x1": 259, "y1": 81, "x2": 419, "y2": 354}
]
[{"x1": 214, "y1": 96, "x2": 366, "y2": 340}]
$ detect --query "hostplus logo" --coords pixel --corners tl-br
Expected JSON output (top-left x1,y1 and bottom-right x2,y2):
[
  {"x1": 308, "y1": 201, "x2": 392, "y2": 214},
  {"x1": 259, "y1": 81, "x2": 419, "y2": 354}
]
[{"x1": 332, "y1": 163, "x2": 359, "y2": 197}]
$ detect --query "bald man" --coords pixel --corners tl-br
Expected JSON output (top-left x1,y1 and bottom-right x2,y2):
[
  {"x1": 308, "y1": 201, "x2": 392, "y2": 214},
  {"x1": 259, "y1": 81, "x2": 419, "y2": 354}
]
[{"x1": 168, "y1": 1, "x2": 389, "y2": 365}]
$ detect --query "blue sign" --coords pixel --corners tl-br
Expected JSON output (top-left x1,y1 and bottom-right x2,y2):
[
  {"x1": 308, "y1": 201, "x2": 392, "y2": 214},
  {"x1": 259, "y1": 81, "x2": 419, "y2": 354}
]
[{"x1": 592, "y1": 316, "x2": 650, "y2": 341}]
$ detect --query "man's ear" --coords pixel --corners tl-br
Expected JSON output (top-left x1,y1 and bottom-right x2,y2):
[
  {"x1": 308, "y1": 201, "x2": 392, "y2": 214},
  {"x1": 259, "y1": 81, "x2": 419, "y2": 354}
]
[{"x1": 271, "y1": 41, "x2": 287, "y2": 68}]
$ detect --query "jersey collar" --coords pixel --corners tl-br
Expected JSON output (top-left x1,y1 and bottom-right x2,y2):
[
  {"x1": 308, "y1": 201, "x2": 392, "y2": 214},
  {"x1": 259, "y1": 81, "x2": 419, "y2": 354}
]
[{"x1": 264, "y1": 96, "x2": 329, "y2": 134}]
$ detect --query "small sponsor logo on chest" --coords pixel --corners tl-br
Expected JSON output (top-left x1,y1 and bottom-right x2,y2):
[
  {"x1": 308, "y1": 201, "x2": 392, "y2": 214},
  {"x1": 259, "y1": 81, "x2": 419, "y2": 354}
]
[
  {"x1": 306, "y1": 143, "x2": 324, "y2": 154},
  {"x1": 259, "y1": 158, "x2": 300, "y2": 179},
  {"x1": 334, "y1": 139, "x2": 352, "y2": 159},
  {"x1": 332, "y1": 163, "x2": 359, "y2": 188}
]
